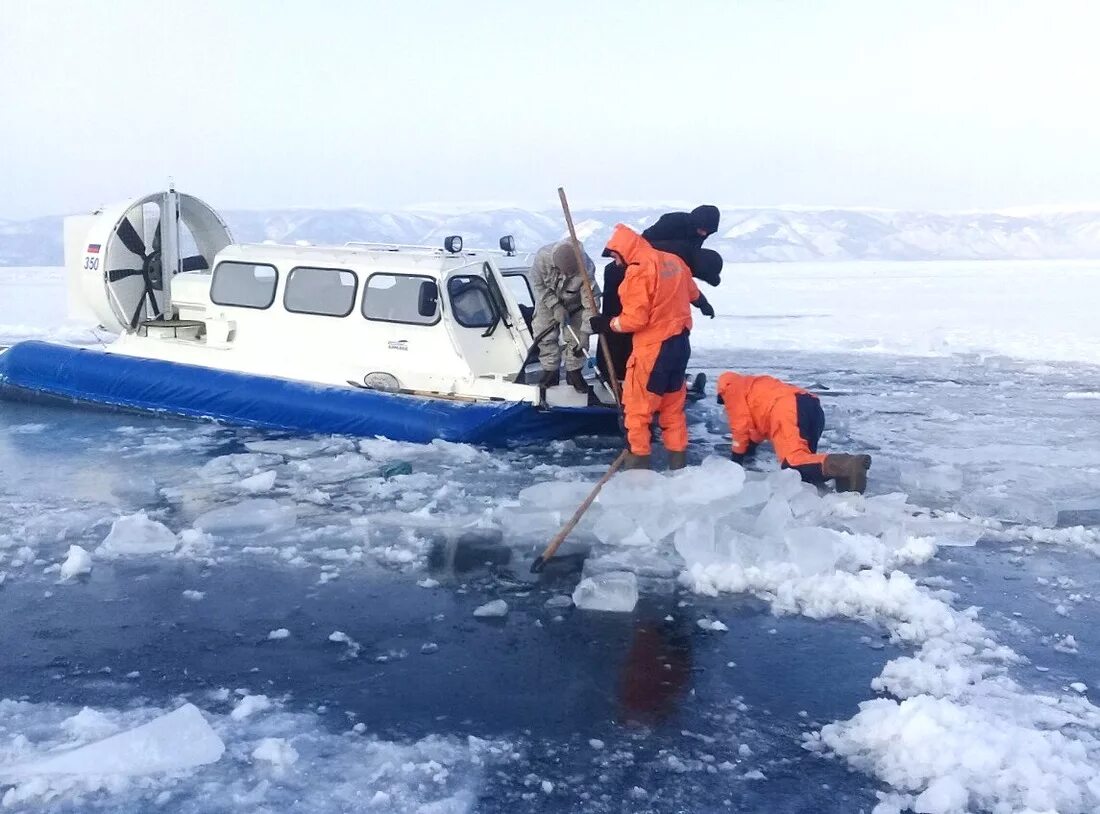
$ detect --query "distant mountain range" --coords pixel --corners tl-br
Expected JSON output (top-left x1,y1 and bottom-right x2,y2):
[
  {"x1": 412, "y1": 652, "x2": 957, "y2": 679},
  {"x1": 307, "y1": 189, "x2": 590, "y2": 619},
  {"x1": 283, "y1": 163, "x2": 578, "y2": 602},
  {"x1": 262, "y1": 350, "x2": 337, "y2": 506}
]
[{"x1": 5, "y1": 204, "x2": 1100, "y2": 267}]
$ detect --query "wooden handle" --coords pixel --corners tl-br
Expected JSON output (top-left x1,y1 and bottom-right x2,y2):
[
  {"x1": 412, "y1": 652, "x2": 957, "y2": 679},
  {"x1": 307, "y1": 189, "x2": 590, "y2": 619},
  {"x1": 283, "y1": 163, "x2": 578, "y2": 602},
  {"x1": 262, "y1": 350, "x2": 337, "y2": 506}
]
[
  {"x1": 532, "y1": 449, "x2": 629, "y2": 572},
  {"x1": 557, "y1": 186, "x2": 622, "y2": 405}
]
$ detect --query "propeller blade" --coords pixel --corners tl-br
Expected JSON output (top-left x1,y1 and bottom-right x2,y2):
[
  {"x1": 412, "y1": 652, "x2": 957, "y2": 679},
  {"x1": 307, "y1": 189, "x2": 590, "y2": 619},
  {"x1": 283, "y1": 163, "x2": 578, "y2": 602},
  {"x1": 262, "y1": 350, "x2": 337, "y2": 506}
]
[
  {"x1": 106, "y1": 268, "x2": 145, "y2": 283},
  {"x1": 180, "y1": 255, "x2": 209, "y2": 272},
  {"x1": 115, "y1": 217, "x2": 147, "y2": 258},
  {"x1": 151, "y1": 219, "x2": 162, "y2": 252},
  {"x1": 129, "y1": 291, "x2": 147, "y2": 329}
]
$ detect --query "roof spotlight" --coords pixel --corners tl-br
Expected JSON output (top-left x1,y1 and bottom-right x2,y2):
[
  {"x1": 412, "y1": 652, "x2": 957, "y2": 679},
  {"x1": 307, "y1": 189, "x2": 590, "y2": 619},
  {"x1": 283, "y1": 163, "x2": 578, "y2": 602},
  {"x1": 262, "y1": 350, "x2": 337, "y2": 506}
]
[
  {"x1": 444, "y1": 235, "x2": 463, "y2": 254},
  {"x1": 499, "y1": 235, "x2": 516, "y2": 255}
]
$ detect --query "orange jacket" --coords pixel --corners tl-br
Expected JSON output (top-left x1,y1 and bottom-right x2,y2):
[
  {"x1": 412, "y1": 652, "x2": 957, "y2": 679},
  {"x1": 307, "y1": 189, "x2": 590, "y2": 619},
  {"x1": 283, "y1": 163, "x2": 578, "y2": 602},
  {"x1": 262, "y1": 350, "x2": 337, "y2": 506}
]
[
  {"x1": 604, "y1": 224, "x2": 700, "y2": 347},
  {"x1": 717, "y1": 372, "x2": 814, "y2": 456}
]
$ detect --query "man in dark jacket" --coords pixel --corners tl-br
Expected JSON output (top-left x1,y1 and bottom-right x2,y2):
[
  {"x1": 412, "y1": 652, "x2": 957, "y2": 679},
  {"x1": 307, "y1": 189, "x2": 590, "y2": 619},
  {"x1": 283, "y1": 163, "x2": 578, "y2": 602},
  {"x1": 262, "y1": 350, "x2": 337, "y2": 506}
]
[
  {"x1": 643, "y1": 205, "x2": 720, "y2": 247},
  {"x1": 645, "y1": 204, "x2": 722, "y2": 286},
  {"x1": 598, "y1": 205, "x2": 721, "y2": 383}
]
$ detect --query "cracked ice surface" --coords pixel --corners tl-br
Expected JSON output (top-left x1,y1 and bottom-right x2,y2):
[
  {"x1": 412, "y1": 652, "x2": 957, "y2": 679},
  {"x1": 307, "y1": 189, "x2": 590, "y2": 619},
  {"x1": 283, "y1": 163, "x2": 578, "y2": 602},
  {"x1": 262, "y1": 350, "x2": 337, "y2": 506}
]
[{"x1": 5, "y1": 261, "x2": 1100, "y2": 812}]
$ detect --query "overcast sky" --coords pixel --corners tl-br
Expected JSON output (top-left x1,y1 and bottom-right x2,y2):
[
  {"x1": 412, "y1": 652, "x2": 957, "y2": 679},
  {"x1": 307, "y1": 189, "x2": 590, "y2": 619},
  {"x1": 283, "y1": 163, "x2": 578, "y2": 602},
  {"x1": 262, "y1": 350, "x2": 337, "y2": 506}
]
[{"x1": 1, "y1": 0, "x2": 1098, "y2": 219}]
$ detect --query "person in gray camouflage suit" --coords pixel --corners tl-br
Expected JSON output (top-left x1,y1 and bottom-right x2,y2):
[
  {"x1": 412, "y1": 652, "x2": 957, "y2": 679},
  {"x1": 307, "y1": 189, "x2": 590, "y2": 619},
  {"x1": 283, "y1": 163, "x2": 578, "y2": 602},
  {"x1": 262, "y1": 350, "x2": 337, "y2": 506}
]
[{"x1": 530, "y1": 239, "x2": 598, "y2": 392}]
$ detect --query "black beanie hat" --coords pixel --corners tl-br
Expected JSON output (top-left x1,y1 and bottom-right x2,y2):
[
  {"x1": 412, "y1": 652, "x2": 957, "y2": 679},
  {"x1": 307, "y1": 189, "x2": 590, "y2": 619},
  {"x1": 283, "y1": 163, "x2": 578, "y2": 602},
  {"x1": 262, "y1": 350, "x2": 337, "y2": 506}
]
[
  {"x1": 692, "y1": 248, "x2": 723, "y2": 287},
  {"x1": 689, "y1": 205, "x2": 720, "y2": 236}
]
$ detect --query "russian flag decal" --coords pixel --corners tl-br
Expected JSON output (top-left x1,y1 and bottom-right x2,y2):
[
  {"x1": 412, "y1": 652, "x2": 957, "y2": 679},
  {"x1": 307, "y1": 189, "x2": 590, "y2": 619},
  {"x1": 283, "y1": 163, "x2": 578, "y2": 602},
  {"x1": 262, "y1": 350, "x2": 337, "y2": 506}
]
[{"x1": 87, "y1": 244, "x2": 101, "y2": 254}]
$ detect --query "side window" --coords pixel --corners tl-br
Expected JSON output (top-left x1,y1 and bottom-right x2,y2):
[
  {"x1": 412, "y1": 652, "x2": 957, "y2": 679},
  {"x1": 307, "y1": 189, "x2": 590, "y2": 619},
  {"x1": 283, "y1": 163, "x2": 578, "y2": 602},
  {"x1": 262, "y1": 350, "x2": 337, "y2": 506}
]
[
  {"x1": 284, "y1": 266, "x2": 358, "y2": 317},
  {"x1": 362, "y1": 274, "x2": 439, "y2": 325},
  {"x1": 502, "y1": 272, "x2": 534, "y2": 309},
  {"x1": 210, "y1": 262, "x2": 278, "y2": 309},
  {"x1": 447, "y1": 275, "x2": 496, "y2": 329}
]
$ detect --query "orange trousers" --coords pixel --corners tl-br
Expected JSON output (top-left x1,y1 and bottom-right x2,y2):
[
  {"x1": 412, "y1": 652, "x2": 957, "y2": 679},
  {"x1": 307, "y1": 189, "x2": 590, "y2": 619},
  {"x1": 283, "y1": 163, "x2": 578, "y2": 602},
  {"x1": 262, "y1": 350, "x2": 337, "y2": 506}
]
[{"x1": 622, "y1": 340, "x2": 688, "y2": 456}]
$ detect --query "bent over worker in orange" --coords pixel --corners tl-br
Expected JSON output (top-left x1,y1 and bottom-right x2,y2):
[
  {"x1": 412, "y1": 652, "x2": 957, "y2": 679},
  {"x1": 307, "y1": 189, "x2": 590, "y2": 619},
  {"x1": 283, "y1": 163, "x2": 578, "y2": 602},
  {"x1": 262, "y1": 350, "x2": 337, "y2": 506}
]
[
  {"x1": 716, "y1": 372, "x2": 872, "y2": 493},
  {"x1": 590, "y1": 224, "x2": 717, "y2": 471}
]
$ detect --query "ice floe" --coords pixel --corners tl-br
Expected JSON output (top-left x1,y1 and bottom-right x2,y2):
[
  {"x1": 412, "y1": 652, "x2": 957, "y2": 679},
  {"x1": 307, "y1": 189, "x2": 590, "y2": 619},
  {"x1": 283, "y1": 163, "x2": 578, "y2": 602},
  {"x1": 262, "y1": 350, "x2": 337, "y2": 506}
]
[{"x1": 97, "y1": 512, "x2": 178, "y2": 556}]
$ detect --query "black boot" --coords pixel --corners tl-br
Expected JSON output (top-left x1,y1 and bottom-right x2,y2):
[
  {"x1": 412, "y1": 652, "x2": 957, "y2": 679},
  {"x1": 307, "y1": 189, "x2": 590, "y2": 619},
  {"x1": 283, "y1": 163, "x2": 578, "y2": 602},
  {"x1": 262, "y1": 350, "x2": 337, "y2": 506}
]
[
  {"x1": 538, "y1": 368, "x2": 560, "y2": 388},
  {"x1": 623, "y1": 452, "x2": 651, "y2": 470},
  {"x1": 565, "y1": 368, "x2": 589, "y2": 394},
  {"x1": 667, "y1": 450, "x2": 687, "y2": 470}
]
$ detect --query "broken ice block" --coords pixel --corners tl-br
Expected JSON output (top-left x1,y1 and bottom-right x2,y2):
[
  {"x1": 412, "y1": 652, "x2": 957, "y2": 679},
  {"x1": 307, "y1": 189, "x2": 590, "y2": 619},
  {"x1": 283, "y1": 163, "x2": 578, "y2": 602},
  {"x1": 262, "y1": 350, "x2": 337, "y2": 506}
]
[
  {"x1": 783, "y1": 527, "x2": 842, "y2": 575},
  {"x1": 754, "y1": 496, "x2": 793, "y2": 537},
  {"x1": 99, "y1": 512, "x2": 177, "y2": 556},
  {"x1": 767, "y1": 467, "x2": 804, "y2": 500},
  {"x1": 572, "y1": 571, "x2": 638, "y2": 613}
]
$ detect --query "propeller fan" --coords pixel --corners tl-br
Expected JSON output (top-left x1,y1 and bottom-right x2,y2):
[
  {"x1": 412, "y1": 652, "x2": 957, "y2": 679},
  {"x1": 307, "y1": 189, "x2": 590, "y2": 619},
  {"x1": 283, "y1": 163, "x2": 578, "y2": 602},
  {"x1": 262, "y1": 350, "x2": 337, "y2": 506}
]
[{"x1": 104, "y1": 201, "x2": 210, "y2": 329}]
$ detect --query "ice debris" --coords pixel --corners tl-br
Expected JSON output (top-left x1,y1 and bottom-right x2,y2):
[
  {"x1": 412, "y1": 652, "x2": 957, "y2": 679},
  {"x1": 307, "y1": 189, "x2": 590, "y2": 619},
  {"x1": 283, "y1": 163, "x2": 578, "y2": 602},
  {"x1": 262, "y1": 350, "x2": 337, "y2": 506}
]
[
  {"x1": 237, "y1": 470, "x2": 276, "y2": 493},
  {"x1": 267, "y1": 628, "x2": 290, "y2": 640},
  {"x1": 230, "y1": 695, "x2": 272, "y2": 721},
  {"x1": 697, "y1": 618, "x2": 729, "y2": 632},
  {"x1": 328, "y1": 631, "x2": 361, "y2": 658},
  {"x1": 252, "y1": 737, "x2": 298, "y2": 769},
  {"x1": 58, "y1": 545, "x2": 92, "y2": 580},
  {"x1": 473, "y1": 599, "x2": 509, "y2": 618}
]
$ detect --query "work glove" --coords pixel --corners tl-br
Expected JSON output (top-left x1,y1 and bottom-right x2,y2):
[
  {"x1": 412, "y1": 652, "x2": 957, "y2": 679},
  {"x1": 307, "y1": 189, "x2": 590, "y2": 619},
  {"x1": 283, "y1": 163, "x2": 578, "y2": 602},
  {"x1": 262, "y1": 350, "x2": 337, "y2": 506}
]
[
  {"x1": 694, "y1": 293, "x2": 715, "y2": 319},
  {"x1": 552, "y1": 304, "x2": 567, "y2": 324},
  {"x1": 589, "y1": 315, "x2": 611, "y2": 334}
]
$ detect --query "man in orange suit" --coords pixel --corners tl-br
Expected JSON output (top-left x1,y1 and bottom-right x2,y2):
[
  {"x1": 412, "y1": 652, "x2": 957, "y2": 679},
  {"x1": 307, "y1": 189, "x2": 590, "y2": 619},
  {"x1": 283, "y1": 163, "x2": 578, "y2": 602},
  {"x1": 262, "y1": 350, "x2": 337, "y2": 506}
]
[
  {"x1": 716, "y1": 372, "x2": 872, "y2": 493},
  {"x1": 591, "y1": 224, "x2": 716, "y2": 470}
]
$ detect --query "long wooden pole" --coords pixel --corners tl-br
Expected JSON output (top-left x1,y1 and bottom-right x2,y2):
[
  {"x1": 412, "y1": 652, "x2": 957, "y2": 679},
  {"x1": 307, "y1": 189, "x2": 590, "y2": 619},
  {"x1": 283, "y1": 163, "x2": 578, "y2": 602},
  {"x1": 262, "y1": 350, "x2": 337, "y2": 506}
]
[
  {"x1": 557, "y1": 186, "x2": 621, "y2": 404},
  {"x1": 530, "y1": 449, "x2": 629, "y2": 573}
]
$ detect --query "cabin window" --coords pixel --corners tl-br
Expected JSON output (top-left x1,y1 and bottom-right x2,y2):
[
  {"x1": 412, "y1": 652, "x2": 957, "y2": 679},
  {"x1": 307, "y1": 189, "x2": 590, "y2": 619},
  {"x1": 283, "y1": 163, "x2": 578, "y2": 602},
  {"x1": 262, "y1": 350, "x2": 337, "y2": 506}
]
[
  {"x1": 362, "y1": 273, "x2": 440, "y2": 325},
  {"x1": 447, "y1": 275, "x2": 496, "y2": 329},
  {"x1": 210, "y1": 262, "x2": 278, "y2": 309},
  {"x1": 502, "y1": 272, "x2": 534, "y2": 309},
  {"x1": 284, "y1": 266, "x2": 358, "y2": 317}
]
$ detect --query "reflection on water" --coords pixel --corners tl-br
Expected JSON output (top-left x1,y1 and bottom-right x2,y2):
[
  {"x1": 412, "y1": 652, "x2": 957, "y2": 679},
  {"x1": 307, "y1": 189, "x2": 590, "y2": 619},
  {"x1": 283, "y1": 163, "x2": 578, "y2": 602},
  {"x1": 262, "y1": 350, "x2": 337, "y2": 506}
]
[{"x1": 618, "y1": 614, "x2": 693, "y2": 726}]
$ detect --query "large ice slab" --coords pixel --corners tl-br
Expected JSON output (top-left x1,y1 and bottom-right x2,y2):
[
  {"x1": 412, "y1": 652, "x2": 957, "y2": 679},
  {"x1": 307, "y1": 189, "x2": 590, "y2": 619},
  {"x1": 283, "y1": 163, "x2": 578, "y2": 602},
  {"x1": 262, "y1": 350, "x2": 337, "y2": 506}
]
[
  {"x1": 0, "y1": 703, "x2": 223, "y2": 778},
  {"x1": 194, "y1": 499, "x2": 297, "y2": 536}
]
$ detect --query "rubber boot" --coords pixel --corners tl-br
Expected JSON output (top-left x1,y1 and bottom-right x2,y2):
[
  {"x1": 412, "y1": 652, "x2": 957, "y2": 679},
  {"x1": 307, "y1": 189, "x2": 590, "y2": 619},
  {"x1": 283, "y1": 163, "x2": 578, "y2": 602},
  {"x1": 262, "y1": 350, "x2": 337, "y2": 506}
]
[
  {"x1": 690, "y1": 373, "x2": 706, "y2": 397},
  {"x1": 538, "y1": 368, "x2": 561, "y2": 388},
  {"x1": 823, "y1": 453, "x2": 872, "y2": 494},
  {"x1": 623, "y1": 452, "x2": 652, "y2": 471},
  {"x1": 667, "y1": 450, "x2": 688, "y2": 471},
  {"x1": 565, "y1": 368, "x2": 589, "y2": 394}
]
